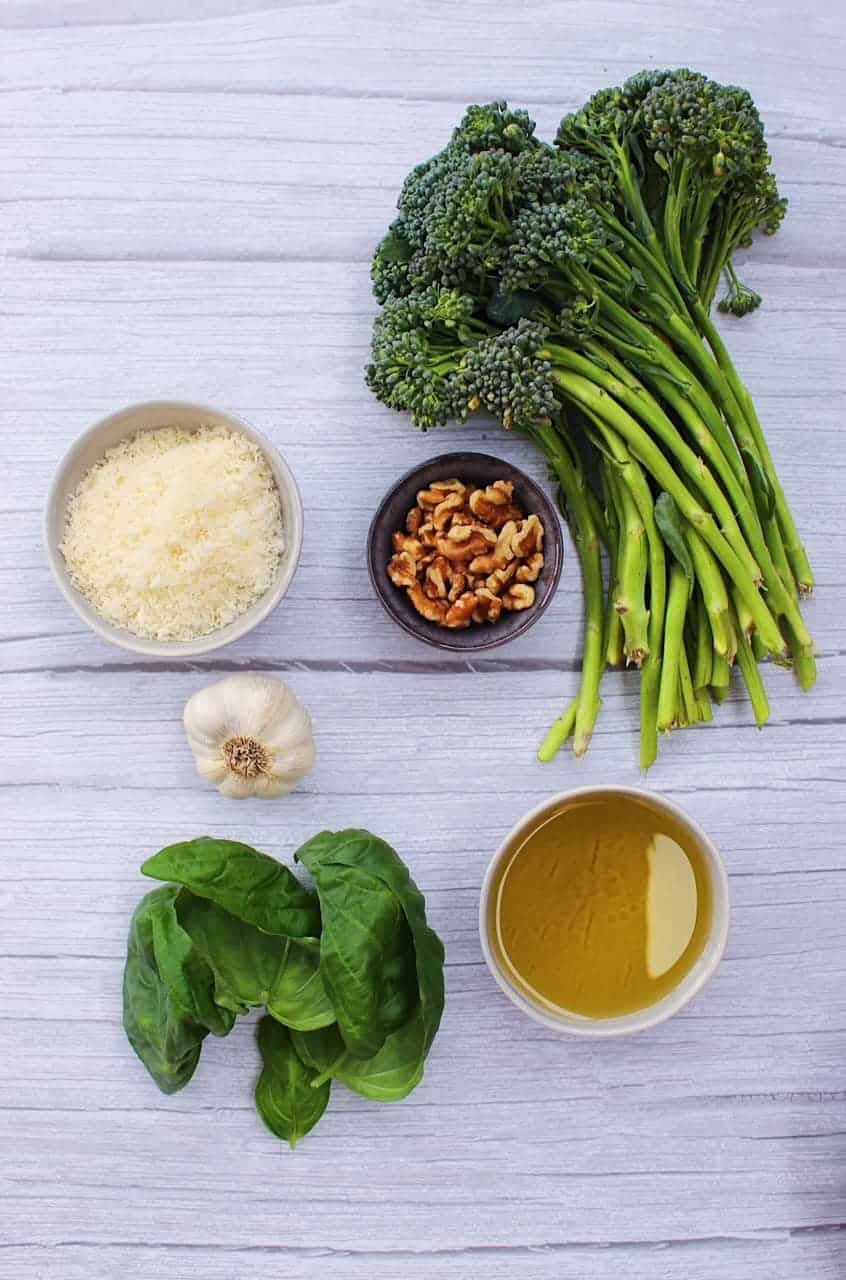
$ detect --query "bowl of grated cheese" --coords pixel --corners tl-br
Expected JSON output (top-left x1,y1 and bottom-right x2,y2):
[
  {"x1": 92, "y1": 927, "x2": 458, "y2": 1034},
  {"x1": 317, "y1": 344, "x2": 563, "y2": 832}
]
[{"x1": 45, "y1": 400, "x2": 304, "y2": 656}]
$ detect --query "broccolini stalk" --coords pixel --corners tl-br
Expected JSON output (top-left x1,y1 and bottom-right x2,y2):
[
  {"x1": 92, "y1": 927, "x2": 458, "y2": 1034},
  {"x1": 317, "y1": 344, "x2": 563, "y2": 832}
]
[
  {"x1": 711, "y1": 650, "x2": 733, "y2": 702},
  {"x1": 658, "y1": 566, "x2": 690, "y2": 732},
  {"x1": 591, "y1": 424, "x2": 667, "y2": 770},
  {"x1": 678, "y1": 642, "x2": 700, "y2": 726},
  {"x1": 568, "y1": 318, "x2": 813, "y2": 659},
  {"x1": 601, "y1": 468, "x2": 625, "y2": 668},
  {"x1": 545, "y1": 340, "x2": 763, "y2": 588},
  {"x1": 690, "y1": 303, "x2": 815, "y2": 594},
  {"x1": 607, "y1": 463, "x2": 650, "y2": 667},
  {"x1": 696, "y1": 686, "x2": 714, "y2": 723},
  {"x1": 686, "y1": 531, "x2": 733, "y2": 660},
  {"x1": 533, "y1": 420, "x2": 605, "y2": 758},
  {"x1": 546, "y1": 369, "x2": 785, "y2": 654},
  {"x1": 690, "y1": 591, "x2": 713, "y2": 692},
  {"x1": 537, "y1": 697, "x2": 579, "y2": 762},
  {"x1": 732, "y1": 605, "x2": 770, "y2": 728}
]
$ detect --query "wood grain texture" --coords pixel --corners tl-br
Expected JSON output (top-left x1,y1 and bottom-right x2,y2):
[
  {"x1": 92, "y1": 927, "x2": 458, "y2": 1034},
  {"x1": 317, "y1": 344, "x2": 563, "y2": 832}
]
[{"x1": 2, "y1": 2, "x2": 845, "y2": 1278}]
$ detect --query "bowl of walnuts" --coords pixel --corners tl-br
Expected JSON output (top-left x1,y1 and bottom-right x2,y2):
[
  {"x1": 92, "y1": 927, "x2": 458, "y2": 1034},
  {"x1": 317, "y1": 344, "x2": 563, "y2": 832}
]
[{"x1": 367, "y1": 452, "x2": 564, "y2": 651}]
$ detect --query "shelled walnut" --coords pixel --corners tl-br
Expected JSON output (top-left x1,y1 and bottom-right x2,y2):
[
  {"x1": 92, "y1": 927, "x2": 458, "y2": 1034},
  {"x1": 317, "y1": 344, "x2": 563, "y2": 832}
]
[{"x1": 386, "y1": 478, "x2": 546, "y2": 629}]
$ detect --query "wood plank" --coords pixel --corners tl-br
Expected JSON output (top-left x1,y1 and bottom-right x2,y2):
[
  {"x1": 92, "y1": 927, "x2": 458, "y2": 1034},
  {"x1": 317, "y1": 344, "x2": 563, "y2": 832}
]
[
  {"x1": 1, "y1": 90, "x2": 843, "y2": 265},
  {"x1": 1, "y1": 1237, "x2": 844, "y2": 1280}
]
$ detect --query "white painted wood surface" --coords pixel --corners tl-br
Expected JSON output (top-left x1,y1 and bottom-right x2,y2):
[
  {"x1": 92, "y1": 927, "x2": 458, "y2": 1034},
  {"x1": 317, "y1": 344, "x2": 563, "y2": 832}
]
[{"x1": 2, "y1": 2, "x2": 845, "y2": 1276}]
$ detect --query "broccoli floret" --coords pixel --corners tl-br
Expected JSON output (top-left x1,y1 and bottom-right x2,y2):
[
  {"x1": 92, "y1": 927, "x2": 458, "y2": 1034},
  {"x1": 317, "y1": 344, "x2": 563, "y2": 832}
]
[
  {"x1": 371, "y1": 225, "x2": 416, "y2": 303},
  {"x1": 424, "y1": 149, "x2": 519, "y2": 270},
  {"x1": 451, "y1": 101, "x2": 537, "y2": 154},
  {"x1": 458, "y1": 318, "x2": 557, "y2": 430},
  {"x1": 638, "y1": 71, "x2": 768, "y2": 182},
  {"x1": 501, "y1": 196, "x2": 608, "y2": 293},
  {"x1": 366, "y1": 287, "x2": 487, "y2": 429},
  {"x1": 556, "y1": 85, "x2": 638, "y2": 159},
  {"x1": 517, "y1": 145, "x2": 615, "y2": 207},
  {"x1": 632, "y1": 70, "x2": 785, "y2": 303},
  {"x1": 717, "y1": 261, "x2": 762, "y2": 316}
]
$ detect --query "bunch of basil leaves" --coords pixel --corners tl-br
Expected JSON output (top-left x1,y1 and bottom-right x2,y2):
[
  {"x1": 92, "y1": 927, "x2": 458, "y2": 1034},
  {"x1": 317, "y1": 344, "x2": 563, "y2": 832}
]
[{"x1": 123, "y1": 830, "x2": 445, "y2": 1146}]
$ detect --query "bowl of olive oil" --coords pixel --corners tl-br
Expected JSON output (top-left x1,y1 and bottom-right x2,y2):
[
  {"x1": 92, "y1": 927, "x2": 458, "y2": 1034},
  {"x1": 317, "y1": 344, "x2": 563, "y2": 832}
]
[{"x1": 479, "y1": 787, "x2": 730, "y2": 1036}]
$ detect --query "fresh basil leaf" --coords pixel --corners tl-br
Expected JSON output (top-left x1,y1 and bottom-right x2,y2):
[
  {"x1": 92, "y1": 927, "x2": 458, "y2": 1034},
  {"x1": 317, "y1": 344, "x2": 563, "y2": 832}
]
[
  {"x1": 336, "y1": 1007, "x2": 428, "y2": 1102},
  {"x1": 177, "y1": 892, "x2": 335, "y2": 1032},
  {"x1": 292, "y1": 1010, "x2": 428, "y2": 1102},
  {"x1": 290, "y1": 1024, "x2": 346, "y2": 1076},
  {"x1": 289, "y1": 855, "x2": 411, "y2": 1057},
  {"x1": 255, "y1": 1017, "x2": 330, "y2": 1148},
  {"x1": 150, "y1": 893, "x2": 234, "y2": 1037},
  {"x1": 142, "y1": 837, "x2": 321, "y2": 939},
  {"x1": 123, "y1": 886, "x2": 228, "y2": 1094},
  {"x1": 295, "y1": 830, "x2": 445, "y2": 1061}
]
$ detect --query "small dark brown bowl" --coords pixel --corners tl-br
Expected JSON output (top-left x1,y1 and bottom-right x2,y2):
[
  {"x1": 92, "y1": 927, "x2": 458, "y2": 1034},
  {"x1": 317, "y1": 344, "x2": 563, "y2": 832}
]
[{"x1": 367, "y1": 451, "x2": 564, "y2": 652}]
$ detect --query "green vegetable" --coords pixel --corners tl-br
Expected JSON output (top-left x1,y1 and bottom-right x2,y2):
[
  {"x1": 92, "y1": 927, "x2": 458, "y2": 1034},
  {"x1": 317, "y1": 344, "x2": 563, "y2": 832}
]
[
  {"x1": 365, "y1": 72, "x2": 815, "y2": 765},
  {"x1": 142, "y1": 837, "x2": 321, "y2": 938},
  {"x1": 295, "y1": 829, "x2": 446, "y2": 1060},
  {"x1": 176, "y1": 891, "x2": 335, "y2": 1031},
  {"x1": 294, "y1": 1007, "x2": 429, "y2": 1102},
  {"x1": 255, "y1": 1017, "x2": 331, "y2": 1147},
  {"x1": 122, "y1": 886, "x2": 235, "y2": 1094},
  {"x1": 123, "y1": 831, "x2": 445, "y2": 1146}
]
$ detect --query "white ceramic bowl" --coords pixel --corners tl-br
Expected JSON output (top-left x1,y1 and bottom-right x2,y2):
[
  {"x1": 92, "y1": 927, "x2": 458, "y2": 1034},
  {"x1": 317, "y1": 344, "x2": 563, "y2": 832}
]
[
  {"x1": 479, "y1": 786, "x2": 730, "y2": 1037},
  {"x1": 44, "y1": 400, "x2": 304, "y2": 657}
]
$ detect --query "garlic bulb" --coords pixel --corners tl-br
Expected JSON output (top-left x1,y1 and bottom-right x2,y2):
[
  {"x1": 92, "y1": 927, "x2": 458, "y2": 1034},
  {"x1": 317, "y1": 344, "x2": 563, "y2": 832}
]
[{"x1": 183, "y1": 674, "x2": 315, "y2": 799}]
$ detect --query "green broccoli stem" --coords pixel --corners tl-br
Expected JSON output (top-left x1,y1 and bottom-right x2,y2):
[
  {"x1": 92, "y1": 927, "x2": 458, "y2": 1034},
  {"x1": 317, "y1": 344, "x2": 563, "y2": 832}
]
[
  {"x1": 601, "y1": 469, "x2": 625, "y2": 667},
  {"x1": 546, "y1": 368, "x2": 785, "y2": 655},
  {"x1": 682, "y1": 182, "x2": 723, "y2": 286},
  {"x1": 559, "y1": 287, "x2": 814, "y2": 656},
  {"x1": 696, "y1": 686, "x2": 714, "y2": 722},
  {"x1": 658, "y1": 566, "x2": 689, "y2": 731},
  {"x1": 678, "y1": 639, "x2": 699, "y2": 726},
  {"x1": 593, "y1": 326, "x2": 745, "y2": 485},
  {"x1": 620, "y1": 282, "x2": 772, "y2": 467},
  {"x1": 583, "y1": 332, "x2": 743, "y2": 485},
  {"x1": 793, "y1": 649, "x2": 818, "y2": 693},
  {"x1": 731, "y1": 605, "x2": 770, "y2": 728},
  {"x1": 685, "y1": 530, "x2": 733, "y2": 660},
  {"x1": 690, "y1": 300, "x2": 815, "y2": 593},
  {"x1": 732, "y1": 588, "x2": 756, "y2": 644},
  {"x1": 611, "y1": 138, "x2": 677, "y2": 284},
  {"x1": 698, "y1": 203, "x2": 732, "y2": 310},
  {"x1": 537, "y1": 697, "x2": 579, "y2": 762},
  {"x1": 594, "y1": 205, "x2": 689, "y2": 314},
  {"x1": 710, "y1": 648, "x2": 732, "y2": 701},
  {"x1": 605, "y1": 458, "x2": 650, "y2": 666},
  {"x1": 661, "y1": 157, "x2": 700, "y2": 299},
  {"x1": 545, "y1": 340, "x2": 782, "y2": 603},
  {"x1": 596, "y1": 267, "x2": 786, "y2": 539},
  {"x1": 533, "y1": 419, "x2": 606, "y2": 757},
  {"x1": 692, "y1": 590, "x2": 714, "y2": 691},
  {"x1": 589, "y1": 421, "x2": 667, "y2": 770}
]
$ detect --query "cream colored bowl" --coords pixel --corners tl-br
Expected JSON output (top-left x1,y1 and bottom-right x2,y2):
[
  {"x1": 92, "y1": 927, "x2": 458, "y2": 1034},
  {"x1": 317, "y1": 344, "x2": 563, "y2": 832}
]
[
  {"x1": 479, "y1": 786, "x2": 730, "y2": 1037},
  {"x1": 44, "y1": 400, "x2": 304, "y2": 657}
]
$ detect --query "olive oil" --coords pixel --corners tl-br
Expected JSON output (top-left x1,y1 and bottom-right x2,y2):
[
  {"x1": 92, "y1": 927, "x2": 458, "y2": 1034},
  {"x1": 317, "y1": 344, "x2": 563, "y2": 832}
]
[{"x1": 488, "y1": 791, "x2": 713, "y2": 1019}]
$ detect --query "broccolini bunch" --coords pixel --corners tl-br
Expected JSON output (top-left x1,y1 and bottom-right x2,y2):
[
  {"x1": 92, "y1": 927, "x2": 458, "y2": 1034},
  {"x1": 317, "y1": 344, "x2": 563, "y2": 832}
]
[{"x1": 366, "y1": 73, "x2": 814, "y2": 767}]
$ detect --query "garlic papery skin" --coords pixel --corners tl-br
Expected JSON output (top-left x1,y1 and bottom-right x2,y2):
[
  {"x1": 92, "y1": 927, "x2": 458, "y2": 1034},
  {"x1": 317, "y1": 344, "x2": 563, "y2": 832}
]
[{"x1": 183, "y1": 674, "x2": 315, "y2": 799}]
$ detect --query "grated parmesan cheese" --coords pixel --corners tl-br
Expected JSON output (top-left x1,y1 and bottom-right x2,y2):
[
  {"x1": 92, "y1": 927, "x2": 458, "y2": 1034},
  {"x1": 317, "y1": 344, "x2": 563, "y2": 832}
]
[{"x1": 60, "y1": 424, "x2": 285, "y2": 641}]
